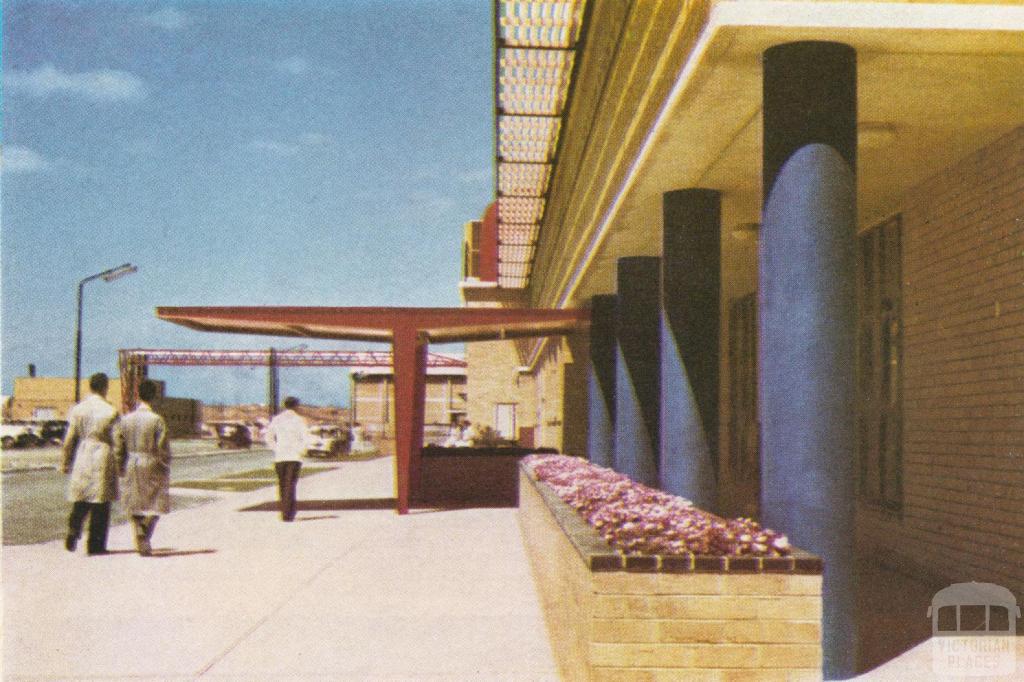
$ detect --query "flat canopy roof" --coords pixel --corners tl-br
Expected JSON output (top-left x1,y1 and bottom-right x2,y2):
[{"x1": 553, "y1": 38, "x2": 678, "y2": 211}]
[{"x1": 156, "y1": 306, "x2": 589, "y2": 344}]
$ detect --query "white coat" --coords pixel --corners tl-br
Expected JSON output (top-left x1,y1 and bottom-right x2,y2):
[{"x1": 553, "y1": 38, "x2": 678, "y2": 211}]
[
  {"x1": 61, "y1": 393, "x2": 122, "y2": 503},
  {"x1": 264, "y1": 409, "x2": 308, "y2": 462},
  {"x1": 120, "y1": 402, "x2": 171, "y2": 515}
]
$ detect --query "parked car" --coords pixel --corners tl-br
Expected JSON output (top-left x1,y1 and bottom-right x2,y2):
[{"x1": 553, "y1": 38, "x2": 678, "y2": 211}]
[
  {"x1": 214, "y1": 422, "x2": 252, "y2": 449},
  {"x1": 305, "y1": 424, "x2": 349, "y2": 458},
  {"x1": 1, "y1": 422, "x2": 39, "y2": 449},
  {"x1": 40, "y1": 420, "x2": 68, "y2": 445}
]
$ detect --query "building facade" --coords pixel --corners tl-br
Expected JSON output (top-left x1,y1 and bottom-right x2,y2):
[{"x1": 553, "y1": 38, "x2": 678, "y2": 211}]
[
  {"x1": 350, "y1": 363, "x2": 467, "y2": 444},
  {"x1": 9, "y1": 376, "x2": 202, "y2": 438},
  {"x1": 464, "y1": 1, "x2": 1022, "y2": 677}
]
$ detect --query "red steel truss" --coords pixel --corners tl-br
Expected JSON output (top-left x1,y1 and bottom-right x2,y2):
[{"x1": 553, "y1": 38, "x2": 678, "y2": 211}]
[
  {"x1": 117, "y1": 348, "x2": 466, "y2": 418},
  {"x1": 119, "y1": 348, "x2": 466, "y2": 368}
]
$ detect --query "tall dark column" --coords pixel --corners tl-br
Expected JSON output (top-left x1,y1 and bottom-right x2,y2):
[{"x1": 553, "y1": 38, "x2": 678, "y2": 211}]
[
  {"x1": 587, "y1": 295, "x2": 617, "y2": 467},
  {"x1": 614, "y1": 257, "x2": 661, "y2": 486},
  {"x1": 761, "y1": 41, "x2": 857, "y2": 680},
  {"x1": 267, "y1": 347, "x2": 280, "y2": 418},
  {"x1": 660, "y1": 189, "x2": 720, "y2": 509},
  {"x1": 392, "y1": 326, "x2": 428, "y2": 515}
]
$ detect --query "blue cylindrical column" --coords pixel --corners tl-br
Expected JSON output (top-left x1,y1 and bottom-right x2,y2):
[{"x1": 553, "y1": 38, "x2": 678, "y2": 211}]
[
  {"x1": 614, "y1": 257, "x2": 661, "y2": 486},
  {"x1": 761, "y1": 41, "x2": 857, "y2": 680},
  {"x1": 587, "y1": 294, "x2": 617, "y2": 467},
  {"x1": 660, "y1": 189, "x2": 720, "y2": 509}
]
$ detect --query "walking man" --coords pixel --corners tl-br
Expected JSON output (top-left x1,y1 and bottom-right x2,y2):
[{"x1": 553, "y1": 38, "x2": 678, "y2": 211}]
[
  {"x1": 61, "y1": 372, "x2": 122, "y2": 556},
  {"x1": 264, "y1": 396, "x2": 307, "y2": 521},
  {"x1": 120, "y1": 379, "x2": 171, "y2": 556}
]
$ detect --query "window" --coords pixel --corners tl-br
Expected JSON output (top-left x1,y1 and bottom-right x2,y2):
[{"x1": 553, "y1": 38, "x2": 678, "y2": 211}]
[
  {"x1": 936, "y1": 605, "x2": 957, "y2": 632},
  {"x1": 462, "y1": 221, "x2": 482, "y2": 279},
  {"x1": 728, "y1": 293, "x2": 759, "y2": 483},
  {"x1": 495, "y1": 403, "x2": 516, "y2": 440},
  {"x1": 857, "y1": 215, "x2": 903, "y2": 510}
]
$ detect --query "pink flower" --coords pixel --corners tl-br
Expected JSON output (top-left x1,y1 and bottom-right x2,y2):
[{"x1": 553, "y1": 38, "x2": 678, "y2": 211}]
[{"x1": 526, "y1": 455, "x2": 791, "y2": 558}]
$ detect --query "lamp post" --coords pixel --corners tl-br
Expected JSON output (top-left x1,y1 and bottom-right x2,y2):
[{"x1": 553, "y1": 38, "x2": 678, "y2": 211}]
[
  {"x1": 74, "y1": 263, "x2": 138, "y2": 402},
  {"x1": 268, "y1": 343, "x2": 308, "y2": 418}
]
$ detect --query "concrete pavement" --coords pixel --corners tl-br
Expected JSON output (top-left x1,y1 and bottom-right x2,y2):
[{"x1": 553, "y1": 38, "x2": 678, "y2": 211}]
[{"x1": 2, "y1": 455, "x2": 560, "y2": 680}]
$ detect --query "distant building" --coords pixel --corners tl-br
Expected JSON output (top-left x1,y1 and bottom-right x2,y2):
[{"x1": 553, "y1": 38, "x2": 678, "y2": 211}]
[
  {"x1": 8, "y1": 376, "x2": 201, "y2": 438},
  {"x1": 202, "y1": 403, "x2": 350, "y2": 426},
  {"x1": 350, "y1": 361, "x2": 467, "y2": 444}
]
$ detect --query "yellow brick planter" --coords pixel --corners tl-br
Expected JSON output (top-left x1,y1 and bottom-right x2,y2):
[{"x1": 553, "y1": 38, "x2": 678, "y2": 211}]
[{"x1": 518, "y1": 465, "x2": 824, "y2": 681}]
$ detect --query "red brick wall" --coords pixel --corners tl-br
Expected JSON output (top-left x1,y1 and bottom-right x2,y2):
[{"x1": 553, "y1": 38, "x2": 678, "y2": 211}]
[{"x1": 858, "y1": 126, "x2": 1024, "y2": 596}]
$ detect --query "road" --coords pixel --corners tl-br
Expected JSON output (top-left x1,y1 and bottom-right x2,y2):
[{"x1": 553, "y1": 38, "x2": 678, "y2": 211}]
[{"x1": 2, "y1": 448, "x2": 281, "y2": 545}]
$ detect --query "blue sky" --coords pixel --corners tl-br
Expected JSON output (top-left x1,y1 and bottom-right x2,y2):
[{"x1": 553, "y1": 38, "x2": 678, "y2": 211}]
[{"x1": 2, "y1": 1, "x2": 493, "y2": 406}]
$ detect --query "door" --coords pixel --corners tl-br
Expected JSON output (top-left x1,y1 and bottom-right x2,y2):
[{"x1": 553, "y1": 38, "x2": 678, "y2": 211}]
[{"x1": 494, "y1": 403, "x2": 516, "y2": 440}]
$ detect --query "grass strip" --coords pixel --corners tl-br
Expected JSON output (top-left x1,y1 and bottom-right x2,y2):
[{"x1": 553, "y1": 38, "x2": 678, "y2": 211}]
[{"x1": 172, "y1": 466, "x2": 332, "y2": 492}]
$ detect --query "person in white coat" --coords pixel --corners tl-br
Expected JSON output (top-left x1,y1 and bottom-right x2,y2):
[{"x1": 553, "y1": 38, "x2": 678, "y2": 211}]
[
  {"x1": 264, "y1": 396, "x2": 308, "y2": 522},
  {"x1": 61, "y1": 373, "x2": 123, "y2": 555},
  {"x1": 119, "y1": 379, "x2": 171, "y2": 556}
]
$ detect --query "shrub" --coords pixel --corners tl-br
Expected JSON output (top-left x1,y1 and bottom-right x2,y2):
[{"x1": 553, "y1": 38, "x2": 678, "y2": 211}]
[{"x1": 525, "y1": 454, "x2": 790, "y2": 557}]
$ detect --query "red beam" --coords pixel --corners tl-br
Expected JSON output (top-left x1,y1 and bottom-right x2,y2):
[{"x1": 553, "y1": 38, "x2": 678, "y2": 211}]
[
  {"x1": 119, "y1": 348, "x2": 465, "y2": 368},
  {"x1": 479, "y1": 202, "x2": 499, "y2": 282},
  {"x1": 156, "y1": 306, "x2": 589, "y2": 343}
]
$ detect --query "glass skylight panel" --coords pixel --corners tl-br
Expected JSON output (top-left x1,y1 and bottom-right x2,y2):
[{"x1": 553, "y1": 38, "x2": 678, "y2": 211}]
[
  {"x1": 499, "y1": 196, "x2": 545, "y2": 224},
  {"x1": 499, "y1": 48, "x2": 574, "y2": 115},
  {"x1": 499, "y1": 1, "x2": 584, "y2": 48},
  {"x1": 498, "y1": 275, "x2": 528, "y2": 288},
  {"x1": 498, "y1": 116, "x2": 560, "y2": 163},
  {"x1": 494, "y1": 0, "x2": 586, "y2": 289},
  {"x1": 499, "y1": 244, "x2": 536, "y2": 263},
  {"x1": 498, "y1": 224, "x2": 539, "y2": 245},
  {"x1": 500, "y1": 261, "x2": 528, "y2": 278},
  {"x1": 499, "y1": 163, "x2": 551, "y2": 197}
]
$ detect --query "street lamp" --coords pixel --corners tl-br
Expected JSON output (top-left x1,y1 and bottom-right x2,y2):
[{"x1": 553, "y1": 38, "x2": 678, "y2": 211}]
[{"x1": 74, "y1": 263, "x2": 138, "y2": 402}]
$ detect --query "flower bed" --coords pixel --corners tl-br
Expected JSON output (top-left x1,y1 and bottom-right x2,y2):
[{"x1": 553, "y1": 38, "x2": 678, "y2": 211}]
[
  {"x1": 517, "y1": 459, "x2": 824, "y2": 680},
  {"x1": 524, "y1": 454, "x2": 791, "y2": 557}
]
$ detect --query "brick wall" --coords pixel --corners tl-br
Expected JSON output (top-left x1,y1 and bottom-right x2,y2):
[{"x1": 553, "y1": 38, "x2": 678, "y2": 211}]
[
  {"x1": 857, "y1": 125, "x2": 1024, "y2": 596},
  {"x1": 520, "y1": 468, "x2": 823, "y2": 681},
  {"x1": 563, "y1": 332, "x2": 591, "y2": 456},
  {"x1": 536, "y1": 342, "x2": 566, "y2": 450},
  {"x1": 352, "y1": 374, "x2": 467, "y2": 441},
  {"x1": 466, "y1": 340, "x2": 535, "y2": 438}
]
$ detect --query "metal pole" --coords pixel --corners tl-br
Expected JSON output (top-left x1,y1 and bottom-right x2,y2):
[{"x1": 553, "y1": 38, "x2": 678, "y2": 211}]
[
  {"x1": 73, "y1": 264, "x2": 136, "y2": 404},
  {"x1": 74, "y1": 281, "x2": 85, "y2": 403},
  {"x1": 268, "y1": 347, "x2": 280, "y2": 417}
]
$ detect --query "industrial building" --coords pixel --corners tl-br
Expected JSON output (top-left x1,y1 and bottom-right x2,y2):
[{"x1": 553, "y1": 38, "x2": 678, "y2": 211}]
[
  {"x1": 349, "y1": 356, "x2": 467, "y2": 443},
  {"x1": 454, "y1": 0, "x2": 1023, "y2": 678},
  {"x1": 143, "y1": 1, "x2": 1021, "y2": 676},
  {"x1": 7, "y1": 376, "x2": 201, "y2": 438}
]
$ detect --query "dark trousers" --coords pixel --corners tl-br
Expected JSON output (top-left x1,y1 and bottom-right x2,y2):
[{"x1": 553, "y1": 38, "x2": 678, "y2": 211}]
[
  {"x1": 275, "y1": 461, "x2": 301, "y2": 521},
  {"x1": 68, "y1": 501, "x2": 110, "y2": 554}
]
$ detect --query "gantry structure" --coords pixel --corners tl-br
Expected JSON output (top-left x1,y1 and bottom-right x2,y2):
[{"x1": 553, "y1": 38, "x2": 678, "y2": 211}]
[
  {"x1": 153, "y1": 307, "x2": 589, "y2": 514},
  {"x1": 117, "y1": 347, "x2": 467, "y2": 417}
]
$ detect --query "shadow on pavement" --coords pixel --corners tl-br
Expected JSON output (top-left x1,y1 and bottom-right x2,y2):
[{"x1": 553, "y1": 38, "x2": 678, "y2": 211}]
[
  {"x1": 238, "y1": 498, "x2": 398, "y2": 512},
  {"x1": 149, "y1": 548, "x2": 218, "y2": 558}
]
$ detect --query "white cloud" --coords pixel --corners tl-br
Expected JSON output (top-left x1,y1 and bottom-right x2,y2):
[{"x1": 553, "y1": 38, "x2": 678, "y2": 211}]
[
  {"x1": 407, "y1": 190, "x2": 456, "y2": 218},
  {"x1": 275, "y1": 57, "x2": 311, "y2": 76},
  {"x1": 251, "y1": 138, "x2": 300, "y2": 156},
  {"x1": 457, "y1": 168, "x2": 492, "y2": 184},
  {"x1": 4, "y1": 64, "x2": 147, "y2": 102},
  {"x1": 139, "y1": 7, "x2": 191, "y2": 31},
  {"x1": 2, "y1": 146, "x2": 48, "y2": 174},
  {"x1": 298, "y1": 132, "x2": 333, "y2": 147},
  {"x1": 251, "y1": 133, "x2": 333, "y2": 156},
  {"x1": 273, "y1": 56, "x2": 335, "y2": 78}
]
